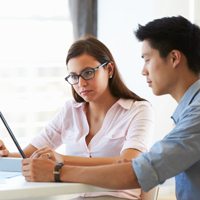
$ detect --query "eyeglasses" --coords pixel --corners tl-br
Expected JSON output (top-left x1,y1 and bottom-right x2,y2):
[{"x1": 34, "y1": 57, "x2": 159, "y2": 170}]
[{"x1": 65, "y1": 62, "x2": 109, "y2": 85}]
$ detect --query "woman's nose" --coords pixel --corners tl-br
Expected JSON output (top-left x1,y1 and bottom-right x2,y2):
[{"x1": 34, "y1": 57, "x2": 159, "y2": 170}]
[{"x1": 78, "y1": 76, "x2": 87, "y2": 87}]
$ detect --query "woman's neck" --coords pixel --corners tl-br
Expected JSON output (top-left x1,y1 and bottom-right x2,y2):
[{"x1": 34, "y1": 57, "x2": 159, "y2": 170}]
[{"x1": 86, "y1": 95, "x2": 119, "y2": 120}]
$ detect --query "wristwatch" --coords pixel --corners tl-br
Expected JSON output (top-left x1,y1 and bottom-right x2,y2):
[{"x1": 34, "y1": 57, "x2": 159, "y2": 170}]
[{"x1": 53, "y1": 162, "x2": 64, "y2": 182}]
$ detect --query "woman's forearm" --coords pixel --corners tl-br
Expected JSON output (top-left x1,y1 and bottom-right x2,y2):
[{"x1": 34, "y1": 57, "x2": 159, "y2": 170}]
[
  {"x1": 62, "y1": 149, "x2": 141, "y2": 166},
  {"x1": 63, "y1": 155, "x2": 117, "y2": 166}
]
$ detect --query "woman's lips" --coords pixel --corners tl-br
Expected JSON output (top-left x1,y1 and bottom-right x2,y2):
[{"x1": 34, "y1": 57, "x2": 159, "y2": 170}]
[{"x1": 80, "y1": 90, "x2": 92, "y2": 96}]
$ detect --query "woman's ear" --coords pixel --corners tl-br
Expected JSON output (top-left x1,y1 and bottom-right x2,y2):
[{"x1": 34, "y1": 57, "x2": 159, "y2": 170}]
[
  {"x1": 170, "y1": 50, "x2": 182, "y2": 68},
  {"x1": 107, "y1": 62, "x2": 114, "y2": 78}
]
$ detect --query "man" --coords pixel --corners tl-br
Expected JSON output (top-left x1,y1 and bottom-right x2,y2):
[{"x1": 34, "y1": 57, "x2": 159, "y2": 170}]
[{"x1": 22, "y1": 16, "x2": 200, "y2": 200}]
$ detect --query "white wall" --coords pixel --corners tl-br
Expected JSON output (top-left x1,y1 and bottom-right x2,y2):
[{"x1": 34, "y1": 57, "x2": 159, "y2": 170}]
[{"x1": 98, "y1": 0, "x2": 196, "y2": 143}]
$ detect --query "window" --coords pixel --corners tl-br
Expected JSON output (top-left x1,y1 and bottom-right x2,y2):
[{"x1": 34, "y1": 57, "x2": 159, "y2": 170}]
[{"x1": 0, "y1": 0, "x2": 73, "y2": 149}]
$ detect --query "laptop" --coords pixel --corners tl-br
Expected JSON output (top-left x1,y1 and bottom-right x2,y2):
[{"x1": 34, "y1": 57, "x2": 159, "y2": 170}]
[{"x1": 0, "y1": 111, "x2": 26, "y2": 179}]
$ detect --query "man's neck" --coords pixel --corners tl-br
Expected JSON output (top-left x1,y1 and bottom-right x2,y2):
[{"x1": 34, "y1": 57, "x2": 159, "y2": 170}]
[{"x1": 171, "y1": 76, "x2": 199, "y2": 103}]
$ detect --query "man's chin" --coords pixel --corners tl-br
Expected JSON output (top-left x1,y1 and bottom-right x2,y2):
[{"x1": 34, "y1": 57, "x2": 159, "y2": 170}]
[{"x1": 152, "y1": 89, "x2": 164, "y2": 96}]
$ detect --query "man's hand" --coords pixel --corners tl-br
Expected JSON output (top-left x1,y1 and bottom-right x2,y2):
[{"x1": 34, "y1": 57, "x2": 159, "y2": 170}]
[{"x1": 22, "y1": 158, "x2": 55, "y2": 182}]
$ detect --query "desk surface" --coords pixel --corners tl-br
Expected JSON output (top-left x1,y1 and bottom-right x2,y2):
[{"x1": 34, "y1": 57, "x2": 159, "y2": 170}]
[{"x1": 0, "y1": 175, "x2": 108, "y2": 200}]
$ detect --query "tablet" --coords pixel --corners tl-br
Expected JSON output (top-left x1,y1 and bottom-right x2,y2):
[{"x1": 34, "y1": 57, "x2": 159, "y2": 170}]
[
  {"x1": 0, "y1": 157, "x2": 22, "y2": 179},
  {"x1": 0, "y1": 112, "x2": 26, "y2": 158}
]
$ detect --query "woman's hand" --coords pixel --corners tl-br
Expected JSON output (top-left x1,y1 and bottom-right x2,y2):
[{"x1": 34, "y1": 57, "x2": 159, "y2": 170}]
[
  {"x1": 22, "y1": 158, "x2": 55, "y2": 182},
  {"x1": 0, "y1": 139, "x2": 9, "y2": 157},
  {"x1": 30, "y1": 146, "x2": 64, "y2": 163}
]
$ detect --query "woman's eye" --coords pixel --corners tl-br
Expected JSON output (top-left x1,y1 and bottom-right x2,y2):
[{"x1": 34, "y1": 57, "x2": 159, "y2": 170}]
[
  {"x1": 83, "y1": 70, "x2": 93, "y2": 77},
  {"x1": 70, "y1": 75, "x2": 78, "y2": 80}
]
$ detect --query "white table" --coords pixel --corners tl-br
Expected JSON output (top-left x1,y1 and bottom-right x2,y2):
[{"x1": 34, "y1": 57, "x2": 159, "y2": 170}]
[{"x1": 0, "y1": 175, "x2": 108, "y2": 200}]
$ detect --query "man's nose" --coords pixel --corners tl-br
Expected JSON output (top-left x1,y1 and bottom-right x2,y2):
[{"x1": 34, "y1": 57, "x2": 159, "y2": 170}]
[{"x1": 141, "y1": 65, "x2": 148, "y2": 76}]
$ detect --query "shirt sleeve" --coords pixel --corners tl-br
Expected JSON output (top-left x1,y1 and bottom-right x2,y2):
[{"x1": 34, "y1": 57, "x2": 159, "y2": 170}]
[
  {"x1": 121, "y1": 101, "x2": 155, "y2": 153},
  {"x1": 132, "y1": 103, "x2": 200, "y2": 191},
  {"x1": 30, "y1": 103, "x2": 67, "y2": 149}
]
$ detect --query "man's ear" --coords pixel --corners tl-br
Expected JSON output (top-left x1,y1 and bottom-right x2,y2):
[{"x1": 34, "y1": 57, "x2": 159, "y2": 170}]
[{"x1": 170, "y1": 50, "x2": 182, "y2": 68}]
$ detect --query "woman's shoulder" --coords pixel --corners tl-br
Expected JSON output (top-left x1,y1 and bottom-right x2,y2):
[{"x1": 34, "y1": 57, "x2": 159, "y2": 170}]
[
  {"x1": 133, "y1": 99, "x2": 153, "y2": 107},
  {"x1": 119, "y1": 98, "x2": 152, "y2": 109},
  {"x1": 121, "y1": 99, "x2": 154, "y2": 116},
  {"x1": 132, "y1": 100, "x2": 154, "y2": 119},
  {"x1": 62, "y1": 99, "x2": 85, "y2": 110}
]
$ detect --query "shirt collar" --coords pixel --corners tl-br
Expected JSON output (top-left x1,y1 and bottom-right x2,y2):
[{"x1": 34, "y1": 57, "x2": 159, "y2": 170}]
[
  {"x1": 72, "y1": 98, "x2": 134, "y2": 110},
  {"x1": 116, "y1": 98, "x2": 134, "y2": 110},
  {"x1": 72, "y1": 100, "x2": 85, "y2": 108},
  {"x1": 172, "y1": 79, "x2": 200, "y2": 123}
]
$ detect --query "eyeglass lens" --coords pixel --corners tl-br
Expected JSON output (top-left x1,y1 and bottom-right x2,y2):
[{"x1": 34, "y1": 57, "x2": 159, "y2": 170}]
[
  {"x1": 65, "y1": 62, "x2": 108, "y2": 85},
  {"x1": 67, "y1": 68, "x2": 95, "y2": 84}
]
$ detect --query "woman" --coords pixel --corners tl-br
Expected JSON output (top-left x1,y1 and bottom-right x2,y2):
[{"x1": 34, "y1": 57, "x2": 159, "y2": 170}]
[{"x1": 1, "y1": 36, "x2": 154, "y2": 199}]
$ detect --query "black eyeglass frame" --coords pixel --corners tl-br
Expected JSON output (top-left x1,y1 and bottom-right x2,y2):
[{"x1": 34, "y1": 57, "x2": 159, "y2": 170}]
[{"x1": 65, "y1": 62, "x2": 109, "y2": 85}]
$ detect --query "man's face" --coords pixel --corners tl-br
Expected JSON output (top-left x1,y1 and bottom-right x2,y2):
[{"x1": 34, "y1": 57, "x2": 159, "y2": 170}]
[{"x1": 141, "y1": 40, "x2": 175, "y2": 96}]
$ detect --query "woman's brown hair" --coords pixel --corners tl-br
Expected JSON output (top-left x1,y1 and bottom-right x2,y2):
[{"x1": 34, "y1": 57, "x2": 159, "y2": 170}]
[{"x1": 66, "y1": 36, "x2": 145, "y2": 102}]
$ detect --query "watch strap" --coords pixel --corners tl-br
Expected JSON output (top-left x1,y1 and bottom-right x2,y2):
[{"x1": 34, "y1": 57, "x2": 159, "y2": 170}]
[{"x1": 53, "y1": 162, "x2": 64, "y2": 182}]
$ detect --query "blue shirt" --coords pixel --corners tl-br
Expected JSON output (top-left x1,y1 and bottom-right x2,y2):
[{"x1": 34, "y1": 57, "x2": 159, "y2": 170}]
[{"x1": 133, "y1": 80, "x2": 200, "y2": 200}]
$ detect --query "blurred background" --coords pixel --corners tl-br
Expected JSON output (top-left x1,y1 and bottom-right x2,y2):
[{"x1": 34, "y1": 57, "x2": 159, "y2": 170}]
[{"x1": 0, "y1": 0, "x2": 199, "y2": 199}]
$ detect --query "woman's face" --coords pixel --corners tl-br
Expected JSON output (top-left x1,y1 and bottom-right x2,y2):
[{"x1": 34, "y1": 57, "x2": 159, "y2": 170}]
[{"x1": 67, "y1": 54, "x2": 111, "y2": 103}]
